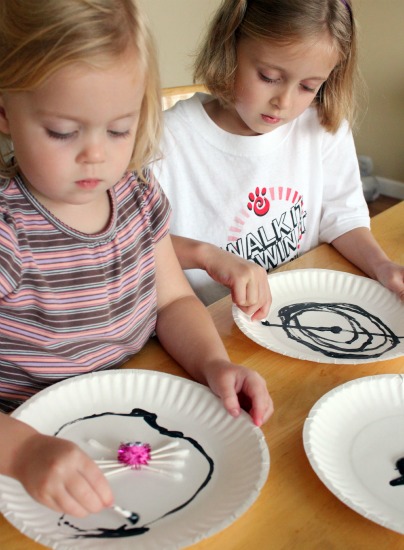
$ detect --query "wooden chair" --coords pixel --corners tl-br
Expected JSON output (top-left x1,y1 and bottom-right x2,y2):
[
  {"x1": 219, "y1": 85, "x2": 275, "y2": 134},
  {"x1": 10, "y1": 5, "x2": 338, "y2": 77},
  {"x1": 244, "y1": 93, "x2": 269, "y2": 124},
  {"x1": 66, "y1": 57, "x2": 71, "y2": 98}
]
[{"x1": 161, "y1": 84, "x2": 206, "y2": 111}]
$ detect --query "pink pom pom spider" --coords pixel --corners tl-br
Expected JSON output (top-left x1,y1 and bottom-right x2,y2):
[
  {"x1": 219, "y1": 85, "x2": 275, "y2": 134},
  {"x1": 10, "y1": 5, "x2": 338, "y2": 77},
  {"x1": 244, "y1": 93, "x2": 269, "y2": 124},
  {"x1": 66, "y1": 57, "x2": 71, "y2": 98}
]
[
  {"x1": 117, "y1": 441, "x2": 151, "y2": 469},
  {"x1": 89, "y1": 438, "x2": 189, "y2": 480}
]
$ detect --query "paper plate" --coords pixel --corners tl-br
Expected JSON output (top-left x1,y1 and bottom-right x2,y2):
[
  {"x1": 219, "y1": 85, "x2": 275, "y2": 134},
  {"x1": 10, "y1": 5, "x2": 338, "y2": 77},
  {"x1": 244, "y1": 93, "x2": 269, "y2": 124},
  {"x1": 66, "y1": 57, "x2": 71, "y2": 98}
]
[
  {"x1": 233, "y1": 269, "x2": 404, "y2": 364},
  {"x1": 0, "y1": 370, "x2": 269, "y2": 549},
  {"x1": 303, "y1": 374, "x2": 404, "y2": 534}
]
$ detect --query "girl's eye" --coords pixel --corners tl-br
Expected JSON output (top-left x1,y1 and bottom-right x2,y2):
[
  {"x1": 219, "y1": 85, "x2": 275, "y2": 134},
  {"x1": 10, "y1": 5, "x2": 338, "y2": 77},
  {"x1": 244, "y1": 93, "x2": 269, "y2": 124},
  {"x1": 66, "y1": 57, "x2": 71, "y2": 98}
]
[
  {"x1": 259, "y1": 73, "x2": 279, "y2": 84},
  {"x1": 108, "y1": 130, "x2": 131, "y2": 138},
  {"x1": 46, "y1": 129, "x2": 76, "y2": 140},
  {"x1": 301, "y1": 84, "x2": 317, "y2": 93}
]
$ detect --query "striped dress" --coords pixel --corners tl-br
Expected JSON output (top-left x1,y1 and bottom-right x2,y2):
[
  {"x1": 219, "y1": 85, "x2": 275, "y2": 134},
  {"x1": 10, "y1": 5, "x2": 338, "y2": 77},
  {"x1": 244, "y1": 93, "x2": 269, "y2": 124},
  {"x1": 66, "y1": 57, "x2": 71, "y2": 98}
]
[{"x1": 0, "y1": 171, "x2": 170, "y2": 412}]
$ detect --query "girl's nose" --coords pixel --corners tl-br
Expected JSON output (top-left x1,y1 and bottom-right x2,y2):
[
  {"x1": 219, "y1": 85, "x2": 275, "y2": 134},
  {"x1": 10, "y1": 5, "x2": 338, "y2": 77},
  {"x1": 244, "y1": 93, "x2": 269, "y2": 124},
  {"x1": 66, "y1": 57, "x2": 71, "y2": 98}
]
[
  {"x1": 270, "y1": 86, "x2": 292, "y2": 110},
  {"x1": 77, "y1": 138, "x2": 106, "y2": 164}
]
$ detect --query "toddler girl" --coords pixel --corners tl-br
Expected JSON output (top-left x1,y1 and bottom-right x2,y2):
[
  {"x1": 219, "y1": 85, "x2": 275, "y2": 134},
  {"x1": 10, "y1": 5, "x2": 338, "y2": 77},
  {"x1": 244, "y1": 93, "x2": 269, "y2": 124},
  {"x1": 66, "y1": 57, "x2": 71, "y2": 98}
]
[{"x1": 0, "y1": 0, "x2": 273, "y2": 518}]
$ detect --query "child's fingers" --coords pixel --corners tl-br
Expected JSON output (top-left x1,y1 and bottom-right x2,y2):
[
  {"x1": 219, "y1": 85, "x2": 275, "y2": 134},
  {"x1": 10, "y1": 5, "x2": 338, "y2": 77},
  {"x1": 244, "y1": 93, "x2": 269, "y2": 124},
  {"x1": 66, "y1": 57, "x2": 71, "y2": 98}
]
[
  {"x1": 250, "y1": 397, "x2": 274, "y2": 427},
  {"x1": 387, "y1": 273, "x2": 404, "y2": 301},
  {"x1": 209, "y1": 367, "x2": 273, "y2": 426},
  {"x1": 46, "y1": 464, "x2": 113, "y2": 517},
  {"x1": 242, "y1": 378, "x2": 274, "y2": 427},
  {"x1": 231, "y1": 277, "x2": 256, "y2": 308},
  {"x1": 234, "y1": 282, "x2": 271, "y2": 320},
  {"x1": 21, "y1": 435, "x2": 114, "y2": 517},
  {"x1": 249, "y1": 301, "x2": 271, "y2": 321},
  {"x1": 85, "y1": 458, "x2": 114, "y2": 507},
  {"x1": 64, "y1": 467, "x2": 113, "y2": 516},
  {"x1": 46, "y1": 485, "x2": 94, "y2": 518},
  {"x1": 375, "y1": 262, "x2": 404, "y2": 301},
  {"x1": 207, "y1": 369, "x2": 242, "y2": 417},
  {"x1": 237, "y1": 299, "x2": 270, "y2": 321},
  {"x1": 220, "y1": 388, "x2": 242, "y2": 419}
]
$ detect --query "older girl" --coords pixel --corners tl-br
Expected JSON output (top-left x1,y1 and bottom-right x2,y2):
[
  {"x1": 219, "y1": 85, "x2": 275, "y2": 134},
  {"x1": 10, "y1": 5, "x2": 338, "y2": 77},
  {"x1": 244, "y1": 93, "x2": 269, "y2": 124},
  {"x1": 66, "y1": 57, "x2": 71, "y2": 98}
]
[{"x1": 157, "y1": 0, "x2": 404, "y2": 315}]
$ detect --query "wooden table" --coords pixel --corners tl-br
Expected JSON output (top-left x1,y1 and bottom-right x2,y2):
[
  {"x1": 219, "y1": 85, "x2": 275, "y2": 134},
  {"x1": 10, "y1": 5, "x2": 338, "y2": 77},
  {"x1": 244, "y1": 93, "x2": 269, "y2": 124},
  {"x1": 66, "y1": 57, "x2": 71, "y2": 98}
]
[{"x1": 1, "y1": 201, "x2": 403, "y2": 549}]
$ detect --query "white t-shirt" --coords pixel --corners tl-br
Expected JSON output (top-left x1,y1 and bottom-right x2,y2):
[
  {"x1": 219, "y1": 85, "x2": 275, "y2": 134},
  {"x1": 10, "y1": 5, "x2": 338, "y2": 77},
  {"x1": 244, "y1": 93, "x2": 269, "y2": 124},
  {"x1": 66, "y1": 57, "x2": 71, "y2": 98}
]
[{"x1": 155, "y1": 93, "x2": 370, "y2": 305}]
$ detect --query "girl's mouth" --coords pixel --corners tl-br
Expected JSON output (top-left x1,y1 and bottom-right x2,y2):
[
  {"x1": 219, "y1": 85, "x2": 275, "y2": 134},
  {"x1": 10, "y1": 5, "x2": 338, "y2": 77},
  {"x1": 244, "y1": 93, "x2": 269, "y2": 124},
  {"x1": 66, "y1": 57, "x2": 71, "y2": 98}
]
[
  {"x1": 75, "y1": 179, "x2": 101, "y2": 190},
  {"x1": 261, "y1": 114, "x2": 281, "y2": 125}
]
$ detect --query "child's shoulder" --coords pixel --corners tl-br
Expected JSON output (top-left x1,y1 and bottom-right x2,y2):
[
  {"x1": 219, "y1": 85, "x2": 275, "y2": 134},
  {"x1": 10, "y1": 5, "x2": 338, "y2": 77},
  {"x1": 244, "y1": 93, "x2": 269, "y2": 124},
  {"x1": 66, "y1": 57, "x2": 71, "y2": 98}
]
[
  {"x1": 0, "y1": 177, "x2": 20, "y2": 215},
  {"x1": 115, "y1": 170, "x2": 165, "y2": 208},
  {"x1": 164, "y1": 92, "x2": 210, "y2": 120},
  {"x1": 297, "y1": 107, "x2": 351, "y2": 141},
  {"x1": 162, "y1": 93, "x2": 215, "y2": 142},
  {"x1": 297, "y1": 106, "x2": 325, "y2": 131},
  {"x1": 0, "y1": 176, "x2": 16, "y2": 195}
]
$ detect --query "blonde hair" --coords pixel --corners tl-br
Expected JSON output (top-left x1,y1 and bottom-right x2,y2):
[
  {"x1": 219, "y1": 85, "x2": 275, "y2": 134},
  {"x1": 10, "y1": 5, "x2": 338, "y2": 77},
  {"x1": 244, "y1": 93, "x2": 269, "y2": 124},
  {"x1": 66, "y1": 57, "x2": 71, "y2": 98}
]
[
  {"x1": 194, "y1": 0, "x2": 364, "y2": 133},
  {"x1": 0, "y1": 0, "x2": 161, "y2": 179}
]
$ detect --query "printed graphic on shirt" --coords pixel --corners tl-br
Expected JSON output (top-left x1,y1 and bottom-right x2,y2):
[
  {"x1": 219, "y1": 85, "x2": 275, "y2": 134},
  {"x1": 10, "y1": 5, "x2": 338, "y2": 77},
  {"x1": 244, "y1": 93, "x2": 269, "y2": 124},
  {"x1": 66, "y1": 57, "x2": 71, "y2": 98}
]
[{"x1": 226, "y1": 186, "x2": 307, "y2": 272}]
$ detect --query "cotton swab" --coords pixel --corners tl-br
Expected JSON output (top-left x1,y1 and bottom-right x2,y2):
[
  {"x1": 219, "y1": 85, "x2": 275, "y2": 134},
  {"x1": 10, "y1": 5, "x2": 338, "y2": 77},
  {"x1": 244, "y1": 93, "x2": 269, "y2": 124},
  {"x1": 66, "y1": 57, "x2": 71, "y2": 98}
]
[
  {"x1": 88, "y1": 438, "x2": 114, "y2": 454},
  {"x1": 88, "y1": 438, "x2": 187, "y2": 480},
  {"x1": 99, "y1": 462, "x2": 183, "y2": 481},
  {"x1": 111, "y1": 504, "x2": 139, "y2": 525}
]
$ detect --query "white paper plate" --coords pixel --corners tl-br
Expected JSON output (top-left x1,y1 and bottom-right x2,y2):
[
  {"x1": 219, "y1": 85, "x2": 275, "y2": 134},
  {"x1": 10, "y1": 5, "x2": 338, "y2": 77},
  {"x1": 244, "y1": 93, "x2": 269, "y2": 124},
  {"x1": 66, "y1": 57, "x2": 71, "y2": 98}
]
[
  {"x1": 0, "y1": 370, "x2": 269, "y2": 549},
  {"x1": 233, "y1": 269, "x2": 404, "y2": 364},
  {"x1": 303, "y1": 374, "x2": 404, "y2": 534}
]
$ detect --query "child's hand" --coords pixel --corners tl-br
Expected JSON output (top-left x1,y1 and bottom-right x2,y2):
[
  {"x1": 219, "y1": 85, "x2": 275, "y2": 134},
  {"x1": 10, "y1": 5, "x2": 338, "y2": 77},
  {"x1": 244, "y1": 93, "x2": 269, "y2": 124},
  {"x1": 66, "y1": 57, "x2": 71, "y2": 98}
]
[
  {"x1": 204, "y1": 360, "x2": 274, "y2": 427},
  {"x1": 205, "y1": 248, "x2": 271, "y2": 320},
  {"x1": 13, "y1": 433, "x2": 113, "y2": 517},
  {"x1": 374, "y1": 260, "x2": 404, "y2": 301}
]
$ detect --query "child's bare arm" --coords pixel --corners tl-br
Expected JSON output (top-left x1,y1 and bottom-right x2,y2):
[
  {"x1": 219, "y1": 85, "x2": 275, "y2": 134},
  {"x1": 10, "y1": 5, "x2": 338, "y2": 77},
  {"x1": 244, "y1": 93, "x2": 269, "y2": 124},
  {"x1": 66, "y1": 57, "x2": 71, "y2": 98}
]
[
  {"x1": 170, "y1": 235, "x2": 271, "y2": 320},
  {"x1": 155, "y1": 234, "x2": 274, "y2": 426},
  {"x1": 332, "y1": 227, "x2": 404, "y2": 300}
]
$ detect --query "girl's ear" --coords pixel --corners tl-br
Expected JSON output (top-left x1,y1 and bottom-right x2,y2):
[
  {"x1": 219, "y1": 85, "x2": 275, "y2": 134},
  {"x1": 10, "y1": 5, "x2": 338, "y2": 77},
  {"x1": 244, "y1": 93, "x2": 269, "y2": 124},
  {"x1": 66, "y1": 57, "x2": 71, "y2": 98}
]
[{"x1": 0, "y1": 96, "x2": 11, "y2": 134}]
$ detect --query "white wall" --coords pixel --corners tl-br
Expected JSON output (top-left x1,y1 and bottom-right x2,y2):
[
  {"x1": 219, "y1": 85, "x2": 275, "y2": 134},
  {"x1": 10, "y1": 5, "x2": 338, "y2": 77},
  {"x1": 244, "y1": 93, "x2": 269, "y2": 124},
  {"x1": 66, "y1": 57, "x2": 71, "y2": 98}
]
[
  {"x1": 142, "y1": 0, "x2": 404, "y2": 182},
  {"x1": 354, "y1": 0, "x2": 404, "y2": 181},
  {"x1": 140, "y1": 0, "x2": 221, "y2": 87}
]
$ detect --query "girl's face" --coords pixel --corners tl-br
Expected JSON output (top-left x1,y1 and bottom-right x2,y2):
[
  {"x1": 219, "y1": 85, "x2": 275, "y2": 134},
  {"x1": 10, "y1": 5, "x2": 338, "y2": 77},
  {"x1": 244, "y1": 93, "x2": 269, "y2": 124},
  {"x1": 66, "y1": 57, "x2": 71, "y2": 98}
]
[
  {"x1": 0, "y1": 49, "x2": 145, "y2": 213},
  {"x1": 217, "y1": 34, "x2": 339, "y2": 136}
]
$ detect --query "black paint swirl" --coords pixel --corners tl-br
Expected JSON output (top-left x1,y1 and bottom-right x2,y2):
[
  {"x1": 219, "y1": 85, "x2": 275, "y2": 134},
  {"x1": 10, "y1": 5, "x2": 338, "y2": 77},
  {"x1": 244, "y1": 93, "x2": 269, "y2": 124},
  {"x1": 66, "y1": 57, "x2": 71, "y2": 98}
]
[
  {"x1": 262, "y1": 302, "x2": 401, "y2": 359},
  {"x1": 55, "y1": 408, "x2": 214, "y2": 540}
]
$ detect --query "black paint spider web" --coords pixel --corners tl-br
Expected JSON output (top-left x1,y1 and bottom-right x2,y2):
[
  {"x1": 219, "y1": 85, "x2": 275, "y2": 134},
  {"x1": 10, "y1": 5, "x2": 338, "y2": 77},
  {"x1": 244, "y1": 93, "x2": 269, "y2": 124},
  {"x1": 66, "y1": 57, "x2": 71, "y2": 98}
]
[{"x1": 261, "y1": 302, "x2": 402, "y2": 359}]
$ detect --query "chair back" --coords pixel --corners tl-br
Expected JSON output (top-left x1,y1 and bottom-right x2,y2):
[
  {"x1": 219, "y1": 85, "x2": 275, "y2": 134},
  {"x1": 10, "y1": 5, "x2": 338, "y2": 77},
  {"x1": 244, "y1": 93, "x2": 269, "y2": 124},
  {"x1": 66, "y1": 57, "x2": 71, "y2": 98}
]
[{"x1": 162, "y1": 84, "x2": 206, "y2": 110}]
